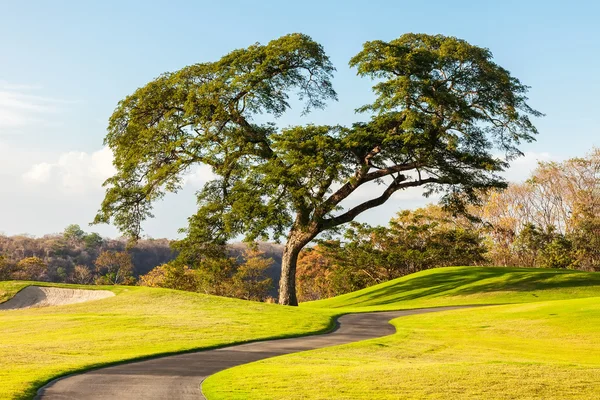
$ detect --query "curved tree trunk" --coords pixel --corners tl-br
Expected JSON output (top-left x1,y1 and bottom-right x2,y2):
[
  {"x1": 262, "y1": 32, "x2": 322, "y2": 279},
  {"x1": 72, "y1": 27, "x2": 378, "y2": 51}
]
[
  {"x1": 278, "y1": 242, "x2": 302, "y2": 306},
  {"x1": 279, "y1": 230, "x2": 314, "y2": 306}
]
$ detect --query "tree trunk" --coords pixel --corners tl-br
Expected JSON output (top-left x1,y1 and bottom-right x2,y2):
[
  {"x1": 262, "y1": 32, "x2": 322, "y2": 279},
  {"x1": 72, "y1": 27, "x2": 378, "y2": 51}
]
[{"x1": 278, "y1": 234, "x2": 306, "y2": 306}]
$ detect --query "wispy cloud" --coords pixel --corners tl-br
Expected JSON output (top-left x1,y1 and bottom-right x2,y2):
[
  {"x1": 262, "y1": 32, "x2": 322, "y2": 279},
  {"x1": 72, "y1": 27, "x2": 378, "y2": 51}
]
[{"x1": 0, "y1": 81, "x2": 71, "y2": 128}]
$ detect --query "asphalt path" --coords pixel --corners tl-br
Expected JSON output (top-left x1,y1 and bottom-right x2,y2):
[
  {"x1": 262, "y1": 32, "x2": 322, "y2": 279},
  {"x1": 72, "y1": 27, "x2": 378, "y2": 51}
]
[{"x1": 36, "y1": 306, "x2": 474, "y2": 400}]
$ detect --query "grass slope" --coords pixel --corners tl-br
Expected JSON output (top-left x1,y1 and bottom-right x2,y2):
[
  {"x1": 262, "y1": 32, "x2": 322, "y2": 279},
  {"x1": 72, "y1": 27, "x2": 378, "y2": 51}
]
[
  {"x1": 205, "y1": 297, "x2": 600, "y2": 399},
  {"x1": 304, "y1": 266, "x2": 600, "y2": 311},
  {"x1": 204, "y1": 267, "x2": 600, "y2": 399},
  {"x1": 0, "y1": 282, "x2": 336, "y2": 400}
]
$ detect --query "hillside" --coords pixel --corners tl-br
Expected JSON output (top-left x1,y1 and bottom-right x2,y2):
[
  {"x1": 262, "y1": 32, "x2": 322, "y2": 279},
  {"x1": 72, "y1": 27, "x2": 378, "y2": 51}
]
[
  {"x1": 205, "y1": 267, "x2": 600, "y2": 399},
  {"x1": 303, "y1": 266, "x2": 600, "y2": 311},
  {"x1": 0, "y1": 282, "x2": 333, "y2": 400},
  {"x1": 206, "y1": 296, "x2": 600, "y2": 399}
]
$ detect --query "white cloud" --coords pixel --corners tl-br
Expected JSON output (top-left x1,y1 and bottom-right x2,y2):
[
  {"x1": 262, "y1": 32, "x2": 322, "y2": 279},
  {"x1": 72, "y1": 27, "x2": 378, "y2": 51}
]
[
  {"x1": 23, "y1": 146, "x2": 116, "y2": 193},
  {"x1": 23, "y1": 162, "x2": 53, "y2": 182},
  {"x1": 183, "y1": 164, "x2": 216, "y2": 187},
  {"x1": 22, "y1": 146, "x2": 217, "y2": 194}
]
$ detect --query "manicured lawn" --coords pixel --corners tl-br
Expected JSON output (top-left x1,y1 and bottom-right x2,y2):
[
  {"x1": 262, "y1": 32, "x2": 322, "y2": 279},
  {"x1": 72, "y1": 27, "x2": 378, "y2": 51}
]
[
  {"x1": 304, "y1": 266, "x2": 600, "y2": 311},
  {"x1": 204, "y1": 296, "x2": 600, "y2": 399},
  {"x1": 0, "y1": 283, "x2": 336, "y2": 400},
  {"x1": 4, "y1": 267, "x2": 600, "y2": 399}
]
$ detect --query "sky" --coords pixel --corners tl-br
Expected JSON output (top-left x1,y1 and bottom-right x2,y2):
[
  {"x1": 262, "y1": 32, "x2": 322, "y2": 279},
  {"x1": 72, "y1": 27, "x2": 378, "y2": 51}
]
[{"x1": 1, "y1": 0, "x2": 599, "y2": 239}]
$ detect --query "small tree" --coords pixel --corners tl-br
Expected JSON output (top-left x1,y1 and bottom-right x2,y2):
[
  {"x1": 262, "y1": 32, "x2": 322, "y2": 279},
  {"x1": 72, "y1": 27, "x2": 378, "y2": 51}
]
[
  {"x1": 63, "y1": 224, "x2": 86, "y2": 244},
  {"x1": 95, "y1": 33, "x2": 540, "y2": 305},
  {"x1": 296, "y1": 246, "x2": 336, "y2": 302},
  {"x1": 13, "y1": 257, "x2": 47, "y2": 281},
  {"x1": 512, "y1": 223, "x2": 552, "y2": 267},
  {"x1": 83, "y1": 232, "x2": 104, "y2": 250},
  {"x1": 0, "y1": 255, "x2": 15, "y2": 280},
  {"x1": 230, "y1": 248, "x2": 273, "y2": 301},
  {"x1": 94, "y1": 251, "x2": 135, "y2": 285},
  {"x1": 539, "y1": 236, "x2": 574, "y2": 269},
  {"x1": 139, "y1": 263, "x2": 200, "y2": 291},
  {"x1": 570, "y1": 213, "x2": 600, "y2": 271},
  {"x1": 70, "y1": 265, "x2": 94, "y2": 284}
]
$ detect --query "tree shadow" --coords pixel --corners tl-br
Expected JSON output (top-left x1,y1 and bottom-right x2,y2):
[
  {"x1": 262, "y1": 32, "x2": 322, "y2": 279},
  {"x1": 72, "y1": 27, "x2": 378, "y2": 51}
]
[{"x1": 338, "y1": 267, "x2": 600, "y2": 307}]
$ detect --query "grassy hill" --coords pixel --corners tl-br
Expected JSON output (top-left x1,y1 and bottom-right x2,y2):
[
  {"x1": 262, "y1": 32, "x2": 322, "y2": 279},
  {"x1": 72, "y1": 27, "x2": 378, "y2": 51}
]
[
  {"x1": 304, "y1": 266, "x2": 600, "y2": 311},
  {"x1": 0, "y1": 282, "x2": 336, "y2": 400},
  {"x1": 4, "y1": 266, "x2": 600, "y2": 400},
  {"x1": 204, "y1": 267, "x2": 600, "y2": 399}
]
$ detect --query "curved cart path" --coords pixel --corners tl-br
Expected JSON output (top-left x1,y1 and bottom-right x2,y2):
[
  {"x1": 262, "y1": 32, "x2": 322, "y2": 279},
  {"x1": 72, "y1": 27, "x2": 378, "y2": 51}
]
[{"x1": 36, "y1": 305, "x2": 475, "y2": 400}]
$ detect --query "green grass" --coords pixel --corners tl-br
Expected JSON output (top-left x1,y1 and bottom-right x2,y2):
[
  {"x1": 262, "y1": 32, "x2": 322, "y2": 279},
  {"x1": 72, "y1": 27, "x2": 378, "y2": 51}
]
[
  {"x1": 5, "y1": 266, "x2": 600, "y2": 400},
  {"x1": 0, "y1": 282, "x2": 337, "y2": 400},
  {"x1": 304, "y1": 266, "x2": 600, "y2": 311},
  {"x1": 203, "y1": 266, "x2": 600, "y2": 399},
  {"x1": 204, "y1": 297, "x2": 600, "y2": 399}
]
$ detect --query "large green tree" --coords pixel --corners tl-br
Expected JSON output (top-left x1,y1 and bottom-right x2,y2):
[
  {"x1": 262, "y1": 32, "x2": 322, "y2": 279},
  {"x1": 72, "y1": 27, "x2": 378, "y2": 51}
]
[{"x1": 95, "y1": 33, "x2": 540, "y2": 305}]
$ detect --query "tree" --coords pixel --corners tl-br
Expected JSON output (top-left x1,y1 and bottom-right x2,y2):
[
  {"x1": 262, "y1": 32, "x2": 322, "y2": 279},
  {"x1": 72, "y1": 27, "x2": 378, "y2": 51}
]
[
  {"x1": 478, "y1": 149, "x2": 600, "y2": 269},
  {"x1": 512, "y1": 223, "x2": 552, "y2": 267},
  {"x1": 320, "y1": 206, "x2": 487, "y2": 294},
  {"x1": 94, "y1": 251, "x2": 135, "y2": 285},
  {"x1": 13, "y1": 257, "x2": 47, "y2": 281},
  {"x1": 296, "y1": 245, "x2": 336, "y2": 301},
  {"x1": 70, "y1": 265, "x2": 94, "y2": 284},
  {"x1": 83, "y1": 232, "x2": 104, "y2": 250},
  {"x1": 539, "y1": 236, "x2": 574, "y2": 269},
  {"x1": 63, "y1": 224, "x2": 86, "y2": 244},
  {"x1": 570, "y1": 213, "x2": 600, "y2": 271},
  {"x1": 230, "y1": 248, "x2": 273, "y2": 301},
  {"x1": 139, "y1": 263, "x2": 200, "y2": 291},
  {"x1": 94, "y1": 33, "x2": 540, "y2": 305},
  {"x1": 0, "y1": 255, "x2": 15, "y2": 280}
]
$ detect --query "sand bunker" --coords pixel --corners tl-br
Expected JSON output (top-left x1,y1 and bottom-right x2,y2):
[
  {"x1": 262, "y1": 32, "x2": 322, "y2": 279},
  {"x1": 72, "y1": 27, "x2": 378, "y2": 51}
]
[{"x1": 0, "y1": 286, "x2": 115, "y2": 311}]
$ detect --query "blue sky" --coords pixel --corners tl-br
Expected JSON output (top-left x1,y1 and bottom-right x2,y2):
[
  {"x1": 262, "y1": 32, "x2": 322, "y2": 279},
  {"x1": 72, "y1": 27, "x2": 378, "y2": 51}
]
[{"x1": 1, "y1": 0, "x2": 598, "y2": 238}]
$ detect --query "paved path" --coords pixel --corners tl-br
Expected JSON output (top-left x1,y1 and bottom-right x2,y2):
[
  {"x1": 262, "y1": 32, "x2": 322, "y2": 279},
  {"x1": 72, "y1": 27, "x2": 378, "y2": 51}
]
[{"x1": 36, "y1": 306, "x2": 473, "y2": 400}]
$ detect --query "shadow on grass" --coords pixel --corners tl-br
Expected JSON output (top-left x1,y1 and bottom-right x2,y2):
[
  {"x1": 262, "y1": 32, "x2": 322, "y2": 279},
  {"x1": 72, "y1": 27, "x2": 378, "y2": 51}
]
[{"x1": 339, "y1": 267, "x2": 600, "y2": 307}]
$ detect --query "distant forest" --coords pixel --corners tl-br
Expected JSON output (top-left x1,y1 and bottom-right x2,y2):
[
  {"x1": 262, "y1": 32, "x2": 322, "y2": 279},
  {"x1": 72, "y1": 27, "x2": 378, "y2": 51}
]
[{"x1": 0, "y1": 227, "x2": 284, "y2": 294}]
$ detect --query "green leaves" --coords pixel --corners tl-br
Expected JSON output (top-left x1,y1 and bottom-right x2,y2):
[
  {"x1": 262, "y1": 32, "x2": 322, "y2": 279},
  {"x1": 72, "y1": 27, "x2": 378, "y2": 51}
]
[
  {"x1": 349, "y1": 33, "x2": 541, "y2": 214},
  {"x1": 95, "y1": 33, "x2": 337, "y2": 240},
  {"x1": 96, "y1": 32, "x2": 541, "y2": 262}
]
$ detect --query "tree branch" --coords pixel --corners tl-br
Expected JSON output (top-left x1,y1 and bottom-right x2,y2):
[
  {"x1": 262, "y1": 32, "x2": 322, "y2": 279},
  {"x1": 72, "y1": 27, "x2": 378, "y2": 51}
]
[
  {"x1": 319, "y1": 161, "x2": 421, "y2": 216},
  {"x1": 323, "y1": 177, "x2": 439, "y2": 228}
]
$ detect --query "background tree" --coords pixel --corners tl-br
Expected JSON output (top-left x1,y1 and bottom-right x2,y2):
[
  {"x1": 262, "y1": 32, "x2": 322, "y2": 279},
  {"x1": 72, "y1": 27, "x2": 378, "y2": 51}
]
[
  {"x1": 83, "y1": 232, "x2": 104, "y2": 250},
  {"x1": 296, "y1": 245, "x2": 336, "y2": 301},
  {"x1": 12, "y1": 257, "x2": 47, "y2": 281},
  {"x1": 229, "y1": 248, "x2": 273, "y2": 301},
  {"x1": 94, "y1": 251, "x2": 135, "y2": 285},
  {"x1": 139, "y1": 263, "x2": 200, "y2": 291},
  {"x1": 139, "y1": 247, "x2": 273, "y2": 301},
  {"x1": 570, "y1": 212, "x2": 600, "y2": 271},
  {"x1": 95, "y1": 33, "x2": 540, "y2": 305},
  {"x1": 479, "y1": 149, "x2": 600, "y2": 269},
  {"x1": 63, "y1": 224, "x2": 86, "y2": 244},
  {"x1": 70, "y1": 265, "x2": 94, "y2": 284},
  {"x1": 0, "y1": 255, "x2": 15, "y2": 280}
]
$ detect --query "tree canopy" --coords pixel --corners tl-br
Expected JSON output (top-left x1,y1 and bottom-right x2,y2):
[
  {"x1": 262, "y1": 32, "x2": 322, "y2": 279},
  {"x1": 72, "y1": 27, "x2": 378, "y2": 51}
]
[{"x1": 95, "y1": 33, "x2": 540, "y2": 305}]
